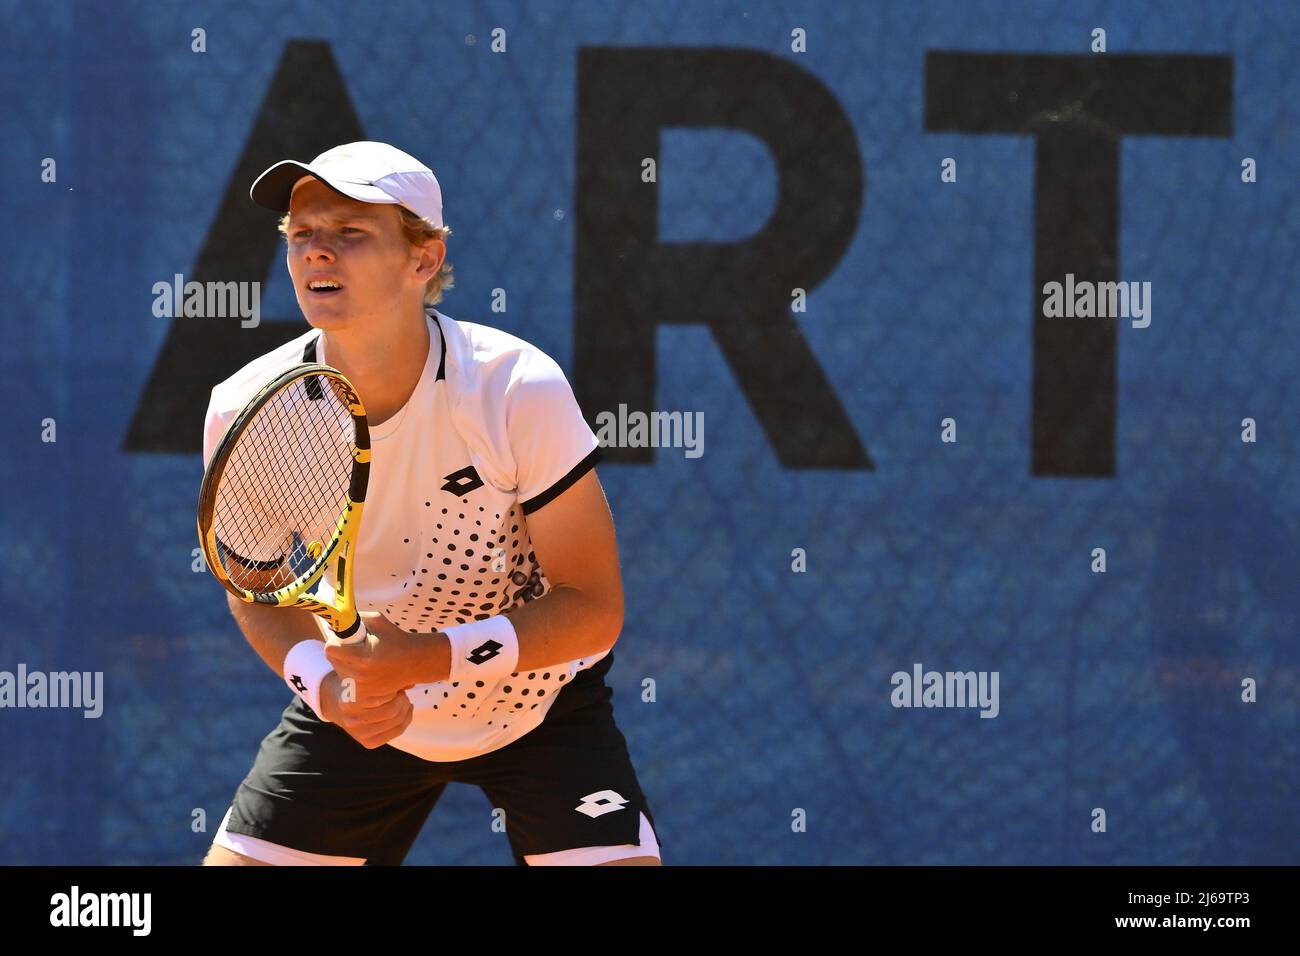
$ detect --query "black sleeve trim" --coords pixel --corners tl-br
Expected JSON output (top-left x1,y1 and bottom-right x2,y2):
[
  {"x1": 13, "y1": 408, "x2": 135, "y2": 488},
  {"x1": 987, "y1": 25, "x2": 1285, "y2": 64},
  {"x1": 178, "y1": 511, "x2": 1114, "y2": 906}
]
[{"x1": 520, "y1": 446, "x2": 603, "y2": 515}]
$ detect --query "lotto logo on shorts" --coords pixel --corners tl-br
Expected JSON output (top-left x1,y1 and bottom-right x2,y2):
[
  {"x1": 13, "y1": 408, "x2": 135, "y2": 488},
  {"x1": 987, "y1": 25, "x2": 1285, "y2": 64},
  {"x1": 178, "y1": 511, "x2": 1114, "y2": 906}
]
[
  {"x1": 467, "y1": 640, "x2": 503, "y2": 664},
  {"x1": 575, "y1": 789, "x2": 629, "y2": 818}
]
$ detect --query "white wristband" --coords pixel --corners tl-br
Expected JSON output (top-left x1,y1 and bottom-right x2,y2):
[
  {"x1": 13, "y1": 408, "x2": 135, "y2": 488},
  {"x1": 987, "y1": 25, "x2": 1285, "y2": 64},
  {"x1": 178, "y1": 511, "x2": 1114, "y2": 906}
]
[
  {"x1": 443, "y1": 616, "x2": 520, "y2": 685},
  {"x1": 283, "y1": 639, "x2": 335, "y2": 722}
]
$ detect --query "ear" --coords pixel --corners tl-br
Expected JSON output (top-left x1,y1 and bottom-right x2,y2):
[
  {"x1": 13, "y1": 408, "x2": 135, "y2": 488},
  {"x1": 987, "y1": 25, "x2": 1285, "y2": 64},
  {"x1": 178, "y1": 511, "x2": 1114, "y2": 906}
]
[{"x1": 412, "y1": 236, "x2": 446, "y2": 280}]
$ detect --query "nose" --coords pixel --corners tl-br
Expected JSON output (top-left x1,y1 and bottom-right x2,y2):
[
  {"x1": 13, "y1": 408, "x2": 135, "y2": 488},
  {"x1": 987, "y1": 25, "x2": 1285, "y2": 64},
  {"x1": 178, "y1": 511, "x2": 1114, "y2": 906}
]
[{"x1": 301, "y1": 233, "x2": 337, "y2": 264}]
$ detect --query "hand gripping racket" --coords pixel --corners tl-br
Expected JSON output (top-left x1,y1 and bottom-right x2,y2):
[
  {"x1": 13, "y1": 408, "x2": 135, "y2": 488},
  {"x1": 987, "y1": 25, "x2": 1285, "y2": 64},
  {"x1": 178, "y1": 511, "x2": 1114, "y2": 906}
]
[{"x1": 198, "y1": 363, "x2": 371, "y2": 646}]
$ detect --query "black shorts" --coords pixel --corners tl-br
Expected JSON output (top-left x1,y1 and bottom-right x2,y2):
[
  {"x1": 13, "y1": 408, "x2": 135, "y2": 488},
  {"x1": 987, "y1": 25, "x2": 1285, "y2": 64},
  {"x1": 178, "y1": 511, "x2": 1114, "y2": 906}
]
[{"x1": 219, "y1": 652, "x2": 660, "y2": 865}]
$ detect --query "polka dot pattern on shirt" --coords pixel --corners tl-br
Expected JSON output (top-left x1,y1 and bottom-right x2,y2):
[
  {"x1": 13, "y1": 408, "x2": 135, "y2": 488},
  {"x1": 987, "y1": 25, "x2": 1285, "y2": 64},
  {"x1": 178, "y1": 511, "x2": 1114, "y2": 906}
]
[{"x1": 378, "y1": 501, "x2": 579, "y2": 724}]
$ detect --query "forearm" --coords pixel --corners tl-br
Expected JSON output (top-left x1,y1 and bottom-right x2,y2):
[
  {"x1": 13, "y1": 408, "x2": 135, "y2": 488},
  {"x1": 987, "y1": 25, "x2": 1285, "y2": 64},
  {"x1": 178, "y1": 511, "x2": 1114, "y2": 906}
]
[
  {"x1": 414, "y1": 585, "x2": 618, "y2": 683},
  {"x1": 226, "y1": 592, "x2": 323, "y2": 679},
  {"x1": 408, "y1": 585, "x2": 620, "y2": 685},
  {"x1": 501, "y1": 584, "x2": 622, "y2": 672}
]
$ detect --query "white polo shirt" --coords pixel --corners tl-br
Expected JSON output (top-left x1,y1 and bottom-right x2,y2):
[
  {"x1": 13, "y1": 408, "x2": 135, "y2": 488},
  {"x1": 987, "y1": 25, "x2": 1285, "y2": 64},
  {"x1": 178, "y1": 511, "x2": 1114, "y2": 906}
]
[{"x1": 202, "y1": 308, "x2": 608, "y2": 761}]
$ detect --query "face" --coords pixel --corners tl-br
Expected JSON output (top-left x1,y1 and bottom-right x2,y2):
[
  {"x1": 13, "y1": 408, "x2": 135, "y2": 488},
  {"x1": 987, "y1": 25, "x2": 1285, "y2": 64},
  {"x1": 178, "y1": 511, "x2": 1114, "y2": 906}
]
[{"x1": 284, "y1": 177, "x2": 443, "y2": 334}]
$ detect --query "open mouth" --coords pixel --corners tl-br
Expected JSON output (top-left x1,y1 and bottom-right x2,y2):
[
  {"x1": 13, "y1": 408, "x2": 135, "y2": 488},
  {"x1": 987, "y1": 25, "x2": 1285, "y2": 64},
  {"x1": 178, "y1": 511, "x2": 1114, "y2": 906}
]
[{"x1": 307, "y1": 280, "x2": 345, "y2": 296}]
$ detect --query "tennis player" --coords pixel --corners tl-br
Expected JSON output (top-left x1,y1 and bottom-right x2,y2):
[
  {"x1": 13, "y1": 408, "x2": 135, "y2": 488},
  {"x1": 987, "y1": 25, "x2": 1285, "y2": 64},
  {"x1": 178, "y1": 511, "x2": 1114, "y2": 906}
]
[{"x1": 200, "y1": 142, "x2": 661, "y2": 866}]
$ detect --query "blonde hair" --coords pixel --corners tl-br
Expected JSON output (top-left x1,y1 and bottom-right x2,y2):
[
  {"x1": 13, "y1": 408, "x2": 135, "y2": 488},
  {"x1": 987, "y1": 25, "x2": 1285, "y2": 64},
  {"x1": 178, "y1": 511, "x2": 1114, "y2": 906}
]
[{"x1": 278, "y1": 206, "x2": 455, "y2": 305}]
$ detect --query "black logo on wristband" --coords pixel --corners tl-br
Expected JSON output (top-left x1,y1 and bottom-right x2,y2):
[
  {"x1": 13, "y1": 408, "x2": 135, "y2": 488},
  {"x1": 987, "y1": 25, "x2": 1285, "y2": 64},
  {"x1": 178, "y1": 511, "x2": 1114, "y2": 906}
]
[
  {"x1": 466, "y1": 640, "x2": 503, "y2": 665},
  {"x1": 290, "y1": 675, "x2": 307, "y2": 693}
]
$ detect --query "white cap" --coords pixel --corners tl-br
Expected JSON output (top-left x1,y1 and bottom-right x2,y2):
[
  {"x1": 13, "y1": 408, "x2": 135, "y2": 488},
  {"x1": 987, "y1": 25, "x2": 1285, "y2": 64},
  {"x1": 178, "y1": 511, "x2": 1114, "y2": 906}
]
[{"x1": 249, "y1": 141, "x2": 443, "y2": 227}]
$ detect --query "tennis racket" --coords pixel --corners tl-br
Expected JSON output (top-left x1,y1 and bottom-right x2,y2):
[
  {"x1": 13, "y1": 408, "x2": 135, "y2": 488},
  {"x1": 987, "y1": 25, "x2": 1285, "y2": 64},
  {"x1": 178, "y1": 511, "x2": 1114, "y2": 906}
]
[{"x1": 197, "y1": 362, "x2": 371, "y2": 646}]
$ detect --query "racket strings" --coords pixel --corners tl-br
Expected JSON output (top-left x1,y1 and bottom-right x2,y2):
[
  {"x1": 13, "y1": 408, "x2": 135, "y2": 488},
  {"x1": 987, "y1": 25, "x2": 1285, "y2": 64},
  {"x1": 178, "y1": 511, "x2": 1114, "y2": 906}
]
[{"x1": 213, "y1": 374, "x2": 357, "y2": 595}]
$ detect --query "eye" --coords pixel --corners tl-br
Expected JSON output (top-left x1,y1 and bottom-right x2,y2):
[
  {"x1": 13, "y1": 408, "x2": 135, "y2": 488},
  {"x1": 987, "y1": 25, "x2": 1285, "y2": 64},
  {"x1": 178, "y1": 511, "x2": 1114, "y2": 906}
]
[{"x1": 289, "y1": 225, "x2": 360, "y2": 238}]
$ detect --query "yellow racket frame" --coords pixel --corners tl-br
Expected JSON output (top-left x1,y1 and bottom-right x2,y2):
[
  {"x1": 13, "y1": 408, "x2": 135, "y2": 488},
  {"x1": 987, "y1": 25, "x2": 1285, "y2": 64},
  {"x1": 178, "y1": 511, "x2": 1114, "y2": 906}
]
[{"x1": 197, "y1": 363, "x2": 371, "y2": 644}]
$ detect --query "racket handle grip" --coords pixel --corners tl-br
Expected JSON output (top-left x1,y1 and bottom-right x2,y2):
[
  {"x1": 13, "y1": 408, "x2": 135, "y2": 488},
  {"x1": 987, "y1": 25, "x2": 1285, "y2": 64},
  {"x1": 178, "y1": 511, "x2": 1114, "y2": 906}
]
[{"x1": 318, "y1": 614, "x2": 369, "y2": 647}]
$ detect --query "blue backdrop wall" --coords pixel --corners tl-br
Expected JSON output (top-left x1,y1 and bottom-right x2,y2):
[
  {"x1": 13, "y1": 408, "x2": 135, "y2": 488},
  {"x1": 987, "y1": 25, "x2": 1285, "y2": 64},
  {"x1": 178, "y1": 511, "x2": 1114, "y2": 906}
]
[{"x1": 0, "y1": 0, "x2": 1296, "y2": 864}]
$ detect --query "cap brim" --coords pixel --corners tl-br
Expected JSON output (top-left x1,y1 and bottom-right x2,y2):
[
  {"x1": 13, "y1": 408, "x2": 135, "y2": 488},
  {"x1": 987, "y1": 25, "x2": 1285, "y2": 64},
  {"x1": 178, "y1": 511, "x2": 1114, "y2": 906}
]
[{"x1": 249, "y1": 160, "x2": 399, "y2": 212}]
